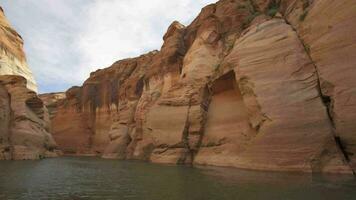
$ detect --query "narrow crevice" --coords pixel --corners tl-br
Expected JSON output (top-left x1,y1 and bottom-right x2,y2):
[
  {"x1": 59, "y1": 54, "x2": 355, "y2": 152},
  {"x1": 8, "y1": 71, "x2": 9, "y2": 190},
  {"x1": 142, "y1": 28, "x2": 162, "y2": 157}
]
[
  {"x1": 282, "y1": 17, "x2": 355, "y2": 175},
  {"x1": 335, "y1": 136, "x2": 350, "y2": 162},
  {"x1": 7, "y1": 92, "x2": 14, "y2": 160},
  {"x1": 192, "y1": 86, "x2": 211, "y2": 161},
  {"x1": 177, "y1": 100, "x2": 192, "y2": 165},
  {"x1": 321, "y1": 94, "x2": 335, "y2": 128},
  {"x1": 178, "y1": 87, "x2": 211, "y2": 165}
]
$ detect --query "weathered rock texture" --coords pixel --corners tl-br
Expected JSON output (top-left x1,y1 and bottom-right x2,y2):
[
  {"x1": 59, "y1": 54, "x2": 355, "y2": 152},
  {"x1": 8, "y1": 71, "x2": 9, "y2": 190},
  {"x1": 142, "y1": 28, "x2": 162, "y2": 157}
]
[
  {"x1": 0, "y1": 7, "x2": 37, "y2": 92},
  {"x1": 0, "y1": 8, "x2": 58, "y2": 160},
  {"x1": 42, "y1": 0, "x2": 356, "y2": 174},
  {"x1": 39, "y1": 92, "x2": 66, "y2": 120},
  {"x1": 0, "y1": 75, "x2": 59, "y2": 160}
]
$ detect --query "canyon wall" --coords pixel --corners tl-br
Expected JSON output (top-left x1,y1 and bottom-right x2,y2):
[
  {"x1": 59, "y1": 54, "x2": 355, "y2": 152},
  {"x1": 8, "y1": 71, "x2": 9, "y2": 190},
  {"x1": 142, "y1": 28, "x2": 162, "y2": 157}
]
[
  {"x1": 42, "y1": 0, "x2": 356, "y2": 174},
  {"x1": 0, "y1": 76, "x2": 59, "y2": 160},
  {"x1": 0, "y1": 7, "x2": 37, "y2": 92},
  {"x1": 0, "y1": 7, "x2": 59, "y2": 160}
]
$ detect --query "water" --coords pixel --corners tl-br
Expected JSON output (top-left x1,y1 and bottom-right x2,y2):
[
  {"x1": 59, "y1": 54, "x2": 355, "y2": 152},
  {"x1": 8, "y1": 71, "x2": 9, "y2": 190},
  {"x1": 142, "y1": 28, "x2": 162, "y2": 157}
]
[{"x1": 0, "y1": 157, "x2": 355, "y2": 200}]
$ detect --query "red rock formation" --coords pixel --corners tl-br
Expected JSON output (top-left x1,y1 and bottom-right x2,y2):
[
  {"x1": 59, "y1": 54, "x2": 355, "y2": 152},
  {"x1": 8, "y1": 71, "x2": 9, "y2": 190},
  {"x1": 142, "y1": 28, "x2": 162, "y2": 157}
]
[
  {"x1": 41, "y1": 0, "x2": 356, "y2": 174},
  {"x1": 39, "y1": 92, "x2": 66, "y2": 120}
]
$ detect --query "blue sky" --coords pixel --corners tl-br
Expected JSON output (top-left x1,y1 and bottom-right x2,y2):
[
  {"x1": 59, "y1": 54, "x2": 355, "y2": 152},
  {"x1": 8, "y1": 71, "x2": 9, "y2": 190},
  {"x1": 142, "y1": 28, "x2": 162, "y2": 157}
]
[{"x1": 1, "y1": 0, "x2": 217, "y2": 93}]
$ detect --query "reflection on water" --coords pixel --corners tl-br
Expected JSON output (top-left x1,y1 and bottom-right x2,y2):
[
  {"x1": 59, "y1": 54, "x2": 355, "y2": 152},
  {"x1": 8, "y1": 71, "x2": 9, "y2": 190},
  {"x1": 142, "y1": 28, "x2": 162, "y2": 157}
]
[{"x1": 0, "y1": 157, "x2": 355, "y2": 200}]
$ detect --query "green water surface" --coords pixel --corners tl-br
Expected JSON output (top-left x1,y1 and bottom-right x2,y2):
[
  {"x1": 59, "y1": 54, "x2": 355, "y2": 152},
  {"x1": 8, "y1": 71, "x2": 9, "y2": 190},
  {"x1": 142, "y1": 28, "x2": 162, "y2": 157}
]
[{"x1": 0, "y1": 157, "x2": 355, "y2": 200}]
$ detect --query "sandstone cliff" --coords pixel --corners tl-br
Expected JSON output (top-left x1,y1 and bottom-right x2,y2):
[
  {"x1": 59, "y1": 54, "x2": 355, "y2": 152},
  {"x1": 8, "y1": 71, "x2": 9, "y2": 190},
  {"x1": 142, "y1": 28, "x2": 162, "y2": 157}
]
[
  {"x1": 0, "y1": 6, "x2": 37, "y2": 92},
  {"x1": 39, "y1": 92, "x2": 66, "y2": 120},
  {"x1": 42, "y1": 0, "x2": 356, "y2": 174},
  {"x1": 0, "y1": 75, "x2": 59, "y2": 160},
  {"x1": 0, "y1": 7, "x2": 58, "y2": 160}
]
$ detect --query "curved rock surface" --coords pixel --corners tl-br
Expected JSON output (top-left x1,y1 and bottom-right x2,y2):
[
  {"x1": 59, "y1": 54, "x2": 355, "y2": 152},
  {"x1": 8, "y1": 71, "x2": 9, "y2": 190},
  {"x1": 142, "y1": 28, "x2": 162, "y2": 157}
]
[
  {"x1": 0, "y1": 75, "x2": 59, "y2": 160},
  {"x1": 288, "y1": 0, "x2": 356, "y2": 173},
  {"x1": 0, "y1": 7, "x2": 37, "y2": 92},
  {"x1": 0, "y1": 8, "x2": 58, "y2": 160},
  {"x1": 41, "y1": 0, "x2": 356, "y2": 174}
]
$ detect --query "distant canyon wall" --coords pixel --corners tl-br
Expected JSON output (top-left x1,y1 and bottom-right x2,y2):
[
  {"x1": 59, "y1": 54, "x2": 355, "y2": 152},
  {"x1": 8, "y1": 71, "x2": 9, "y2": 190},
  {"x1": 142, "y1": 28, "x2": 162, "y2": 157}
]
[{"x1": 42, "y1": 0, "x2": 356, "y2": 174}]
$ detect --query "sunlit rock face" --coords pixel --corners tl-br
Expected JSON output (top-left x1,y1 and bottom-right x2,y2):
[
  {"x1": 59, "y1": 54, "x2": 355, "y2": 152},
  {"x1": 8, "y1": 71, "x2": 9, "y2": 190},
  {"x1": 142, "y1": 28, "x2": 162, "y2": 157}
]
[
  {"x1": 0, "y1": 7, "x2": 37, "y2": 92},
  {"x1": 41, "y1": 0, "x2": 356, "y2": 173}
]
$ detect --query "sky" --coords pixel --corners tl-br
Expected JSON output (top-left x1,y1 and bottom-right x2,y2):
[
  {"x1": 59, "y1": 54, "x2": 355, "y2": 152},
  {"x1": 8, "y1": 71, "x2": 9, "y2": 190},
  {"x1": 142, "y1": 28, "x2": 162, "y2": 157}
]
[{"x1": 1, "y1": 0, "x2": 217, "y2": 93}]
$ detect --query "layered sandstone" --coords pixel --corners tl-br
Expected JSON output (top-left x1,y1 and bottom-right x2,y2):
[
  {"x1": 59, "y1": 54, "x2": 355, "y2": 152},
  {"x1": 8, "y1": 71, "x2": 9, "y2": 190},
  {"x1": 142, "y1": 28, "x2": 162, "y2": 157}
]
[
  {"x1": 0, "y1": 8, "x2": 58, "y2": 160},
  {"x1": 42, "y1": 0, "x2": 356, "y2": 174},
  {"x1": 39, "y1": 92, "x2": 66, "y2": 120},
  {"x1": 0, "y1": 7, "x2": 37, "y2": 92},
  {"x1": 0, "y1": 75, "x2": 59, "y2": 160},
  {"x1": 284, "y1": 0, "x2": 356, "y2": 173}
]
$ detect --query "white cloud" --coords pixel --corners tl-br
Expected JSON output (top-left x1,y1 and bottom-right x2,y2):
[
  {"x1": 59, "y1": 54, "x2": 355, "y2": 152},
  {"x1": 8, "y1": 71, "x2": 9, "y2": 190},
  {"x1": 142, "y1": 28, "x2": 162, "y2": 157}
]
[
  {"x1": 76, "y1": 0, "x2": 217, "y2": 81},
  {"x1": 1, "y1": 0, "x2": 217, "y2": 93}
]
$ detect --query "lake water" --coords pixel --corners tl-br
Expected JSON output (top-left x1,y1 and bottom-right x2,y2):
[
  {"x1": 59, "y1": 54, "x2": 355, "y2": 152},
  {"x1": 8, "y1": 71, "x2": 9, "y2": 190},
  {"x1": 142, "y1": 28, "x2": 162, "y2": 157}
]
[{"x1": 0, "y1": 157, "x2": 355, "y2": 200}]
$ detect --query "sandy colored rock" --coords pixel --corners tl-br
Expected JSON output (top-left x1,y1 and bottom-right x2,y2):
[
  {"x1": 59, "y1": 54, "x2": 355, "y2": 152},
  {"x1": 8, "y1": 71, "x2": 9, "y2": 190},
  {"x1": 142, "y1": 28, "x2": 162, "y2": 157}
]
[
  {"x1": 293, "y1": 0, "x2": 356, "y2": 172},
  {"x1": 41, "y1": 0, "x2": 356, "y2": 174},
  {"x1": 0, "y1": 10, "x2": 57, "y2": 160},
  {"x1": 39, "y1": 92, "x2": 66, "y2": 120},
  {"x1": 0, "y1": 7, "x2": 37, "y2": 92},
  {"x1": 0, "y1": 75, "x2": 59, "y2": 160},
  {"x1": 205, "y1": 18, "x2": 351, "y2": 173},
  {"x1": 194, "y1": 71, "x2": 256, "y2": 166}
]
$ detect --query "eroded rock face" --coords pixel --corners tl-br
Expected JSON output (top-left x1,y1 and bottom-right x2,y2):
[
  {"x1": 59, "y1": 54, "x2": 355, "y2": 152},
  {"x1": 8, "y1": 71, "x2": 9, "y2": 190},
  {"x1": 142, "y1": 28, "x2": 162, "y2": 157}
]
[
  {"x1": 0, "y1": 9, "x2": 58, "y2": 160},
  {"x1": 0, "y1": 75, "x2": 59, "y2": 160},
  {"x1": 210, "y1": 18, "x2": 350, "y2": 173},
  {"x1": 0, "y1": 7, "x2": 37, "y2": 92},
  {"x1": 0, "y1": 83, "x2": 11, "y2": 160},
  {"x1": 289, "y1": 0, "x2": 356, "y2": 173},
  {"x1": 38, "y1": 92, "x2": 66, "y2": 120},
  {"x1": 42, "y1": 0, "x2": 356, "y2": 173},
  {"x1": 194, "y1": 71, "x2": 256, "y2": 167}
]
